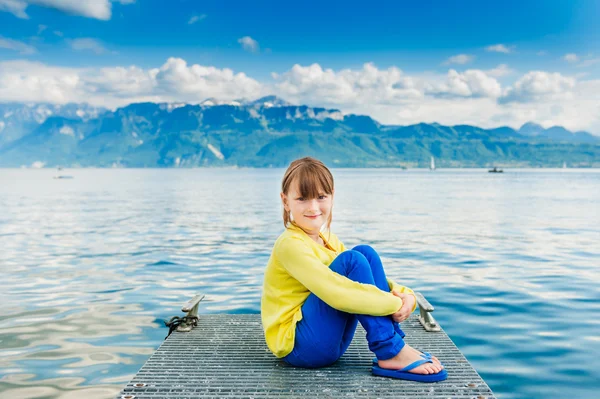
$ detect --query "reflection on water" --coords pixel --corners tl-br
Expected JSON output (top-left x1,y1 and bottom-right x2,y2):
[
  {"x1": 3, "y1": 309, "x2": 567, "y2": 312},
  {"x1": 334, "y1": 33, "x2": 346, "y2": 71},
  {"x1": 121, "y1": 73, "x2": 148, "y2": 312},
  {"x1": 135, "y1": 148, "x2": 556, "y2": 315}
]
[
  {"x1": 1, "y1": 168, "x2": 599, "y2": 399},
  {"x1": 0, "y1": 304, "x2": 155, "y2": 399}
]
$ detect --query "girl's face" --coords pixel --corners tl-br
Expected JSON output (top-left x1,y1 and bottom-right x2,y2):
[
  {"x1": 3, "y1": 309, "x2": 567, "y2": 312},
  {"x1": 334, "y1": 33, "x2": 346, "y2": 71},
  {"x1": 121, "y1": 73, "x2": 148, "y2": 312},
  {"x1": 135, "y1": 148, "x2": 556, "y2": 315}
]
[{"x1": 281, "y1": 182, "x2": 334, "y2": 235}]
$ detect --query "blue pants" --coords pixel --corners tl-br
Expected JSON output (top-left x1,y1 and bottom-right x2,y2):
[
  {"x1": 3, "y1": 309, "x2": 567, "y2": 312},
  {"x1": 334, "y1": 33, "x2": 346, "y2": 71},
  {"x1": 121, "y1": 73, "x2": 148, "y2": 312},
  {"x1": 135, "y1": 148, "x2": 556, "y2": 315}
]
[{"x1": 283, "y1": 245, "x2": 406, "y2": 368}]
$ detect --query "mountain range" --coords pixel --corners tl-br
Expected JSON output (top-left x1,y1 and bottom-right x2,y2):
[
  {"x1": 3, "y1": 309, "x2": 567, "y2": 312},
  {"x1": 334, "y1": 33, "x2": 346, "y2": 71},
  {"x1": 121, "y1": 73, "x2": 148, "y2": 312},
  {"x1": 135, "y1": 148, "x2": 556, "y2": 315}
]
[{"x1": 0, "y1": 96, "x2": 598, "y2": 168}]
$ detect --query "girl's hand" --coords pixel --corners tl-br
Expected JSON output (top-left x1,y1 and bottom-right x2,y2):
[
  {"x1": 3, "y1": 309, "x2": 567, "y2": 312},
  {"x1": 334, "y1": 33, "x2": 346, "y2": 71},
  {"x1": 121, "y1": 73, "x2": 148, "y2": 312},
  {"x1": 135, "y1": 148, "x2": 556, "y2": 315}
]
[{"x1": 391, "y1": 291, "x2": 416, "y2": 323}]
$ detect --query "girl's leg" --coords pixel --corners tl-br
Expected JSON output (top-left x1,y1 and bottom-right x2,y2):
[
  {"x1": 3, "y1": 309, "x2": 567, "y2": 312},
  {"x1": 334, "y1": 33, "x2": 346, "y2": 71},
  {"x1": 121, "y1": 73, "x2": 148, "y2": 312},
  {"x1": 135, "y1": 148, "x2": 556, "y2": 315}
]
[
  {"x1": 351, "y1": 245, "x2": 406, "y2": 338},
  {"x1": 351, "y1": 245, "x2": 444, "y2": 375},
  {"x1": 283, "y1": 250, "x2": 404, "y2": 368}
]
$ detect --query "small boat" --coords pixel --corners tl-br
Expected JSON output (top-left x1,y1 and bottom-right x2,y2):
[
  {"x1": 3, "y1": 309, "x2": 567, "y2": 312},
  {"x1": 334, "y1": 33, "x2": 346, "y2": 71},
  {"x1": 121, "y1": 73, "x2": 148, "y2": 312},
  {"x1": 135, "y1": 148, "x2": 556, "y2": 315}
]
[
  {"x1": 563, "y1": 161, "x2": 567, "y2": 169},
  {"x1": 488, "y1": 167, "x2": 503, "y2": 173},
  {"x1": 429, "y1": 156, "x2": 435, "y2": 171},
  {"x1": 53, "y1": 166, "x2": 74, "y2": 179}
]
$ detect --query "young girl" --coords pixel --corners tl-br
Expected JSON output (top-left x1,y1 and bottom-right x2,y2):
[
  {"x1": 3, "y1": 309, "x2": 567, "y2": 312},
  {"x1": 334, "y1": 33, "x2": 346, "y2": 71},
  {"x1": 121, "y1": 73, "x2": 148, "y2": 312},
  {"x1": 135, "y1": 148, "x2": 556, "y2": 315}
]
[{"x1": 261, "y1": 157, "x2": 447, "y2": 382}]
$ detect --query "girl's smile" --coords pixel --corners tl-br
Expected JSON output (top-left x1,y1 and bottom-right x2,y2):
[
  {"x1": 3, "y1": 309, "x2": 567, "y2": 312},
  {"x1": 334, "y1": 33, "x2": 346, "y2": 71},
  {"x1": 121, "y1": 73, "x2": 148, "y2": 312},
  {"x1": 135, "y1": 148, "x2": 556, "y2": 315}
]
[{"x1": 305, "y1": 214, "x2": 321, "y2": 219}]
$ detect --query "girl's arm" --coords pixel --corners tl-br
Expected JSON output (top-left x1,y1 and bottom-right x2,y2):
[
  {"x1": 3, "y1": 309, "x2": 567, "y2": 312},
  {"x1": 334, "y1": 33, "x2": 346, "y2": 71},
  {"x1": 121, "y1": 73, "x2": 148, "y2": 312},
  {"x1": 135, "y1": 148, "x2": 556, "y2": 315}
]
[
  {"x1": 275, "y1": 237, "x2": 403, "y2": 316},
  {"x1": 336, "y1": 235, "x2": 417, "y2": 314}
]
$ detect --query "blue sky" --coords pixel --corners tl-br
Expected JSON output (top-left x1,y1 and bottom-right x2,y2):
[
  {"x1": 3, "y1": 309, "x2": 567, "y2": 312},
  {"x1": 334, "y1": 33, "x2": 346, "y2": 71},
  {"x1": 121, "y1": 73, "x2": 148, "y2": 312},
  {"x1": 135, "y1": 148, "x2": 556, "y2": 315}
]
[{"x1": 0, "y1": 0, "x2": 599, "y2": 132}]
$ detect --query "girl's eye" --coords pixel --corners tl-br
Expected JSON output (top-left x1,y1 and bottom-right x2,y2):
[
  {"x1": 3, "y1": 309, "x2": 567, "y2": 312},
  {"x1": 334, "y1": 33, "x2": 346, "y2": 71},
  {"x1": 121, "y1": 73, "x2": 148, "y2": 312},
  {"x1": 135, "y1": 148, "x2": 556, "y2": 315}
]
[
  {"x1": 297, "y1": 197, "x2": 304, "y2": 201},
  {"x1": 318, "y1": 195, "x2": 326, "y2": 200}
]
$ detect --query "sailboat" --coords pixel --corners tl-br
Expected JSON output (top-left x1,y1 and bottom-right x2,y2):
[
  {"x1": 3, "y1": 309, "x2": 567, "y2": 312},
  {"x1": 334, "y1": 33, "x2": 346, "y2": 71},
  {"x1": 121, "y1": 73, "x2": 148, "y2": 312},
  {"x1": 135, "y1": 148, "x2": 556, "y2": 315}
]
[
  {"x1": 563, "y1": 161, "x2": 567, "y2": 169},
  {"x1": 430, "y1": 156, "x2": 436, "y2": 171}
]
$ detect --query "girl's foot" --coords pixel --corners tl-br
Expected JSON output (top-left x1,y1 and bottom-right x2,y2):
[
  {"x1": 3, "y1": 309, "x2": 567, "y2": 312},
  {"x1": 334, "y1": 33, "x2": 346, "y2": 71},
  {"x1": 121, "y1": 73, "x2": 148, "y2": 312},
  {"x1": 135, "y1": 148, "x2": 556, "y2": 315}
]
[{"x1": 377, "y1": 344, "x2": 444, "y2": 375}]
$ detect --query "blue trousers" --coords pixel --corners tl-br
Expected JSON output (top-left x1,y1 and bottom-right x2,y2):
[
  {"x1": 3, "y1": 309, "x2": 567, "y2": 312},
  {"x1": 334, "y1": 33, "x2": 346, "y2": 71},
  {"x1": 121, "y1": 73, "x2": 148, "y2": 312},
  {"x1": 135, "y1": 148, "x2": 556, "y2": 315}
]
[{"x1": 283, "y1": 245, "x2": 406, "y2": 368}]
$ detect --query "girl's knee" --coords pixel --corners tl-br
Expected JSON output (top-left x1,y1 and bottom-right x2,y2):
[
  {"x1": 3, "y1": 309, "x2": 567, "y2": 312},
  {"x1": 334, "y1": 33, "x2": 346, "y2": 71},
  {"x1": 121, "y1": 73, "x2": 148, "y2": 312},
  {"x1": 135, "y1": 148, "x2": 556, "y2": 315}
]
[
  {"x1": 352, "y1": 244, "x2": 376, "y2": 257},
  {"x1": 340, "y1": 250, "x2": 369, "y2": 268},
  {"x1": 347, "y1": 250, "x2": 373, "y2": 275},
  {"x1": 332, "y1": 250, "x2": 371, "y2": 277}
]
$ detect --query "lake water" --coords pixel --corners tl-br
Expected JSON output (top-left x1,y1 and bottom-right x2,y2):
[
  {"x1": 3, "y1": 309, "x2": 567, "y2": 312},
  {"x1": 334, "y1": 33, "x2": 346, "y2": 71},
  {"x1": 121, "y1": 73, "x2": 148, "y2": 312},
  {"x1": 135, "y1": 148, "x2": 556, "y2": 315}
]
[{"x1": 1, "y1": 168, "x2": 599, "y2": 399}]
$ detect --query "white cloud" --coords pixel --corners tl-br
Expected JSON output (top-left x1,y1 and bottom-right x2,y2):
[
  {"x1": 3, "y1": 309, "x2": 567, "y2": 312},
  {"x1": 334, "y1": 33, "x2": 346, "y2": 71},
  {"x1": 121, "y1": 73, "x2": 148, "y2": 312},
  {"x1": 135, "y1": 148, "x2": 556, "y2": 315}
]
[
  {"x1": 0, "y1": 36, "x2": 36, "y2": 54},
  {"x1": 151, "y1": 58, "x2": 262, "y2": 100},
  {"x1": 563, "y1": 53, "x2": 579, "y2": 63},
  {"x1": 536, "y1": 50, "x2": 548, "y2": 56},
  {"x1": 492, "y1": 78, "x2": 600, "y2": 133},
  {"x1": 88, "y1": 65, "x2": 156, "y2": 96},
  {"x1": 578, "y1": 57, "x2": 600, "y2": 68},
  {"x1": 485, "y1": 44, "x2": 513, "y2": 54},
  {"x1": 238, "y1": 36, "x2": 259, "y2": 53},
  {"x1": 500, "y1": 71, "x2": 576, "y2": 103},
  {"x1": 273, "y1": 62, "x2": 422, "y2": 107},
  {"x1": 272, "y1": 63, "x2": 599, "y2": 133},
  {"x1": 37, "y1": 24, "x2": 46, "y2": 34},
  {"x1": 68, "y1": 38, "x2": 109, "y2": 54},
  {"x1": 0, "y1": 0, "x2": 27, "y2": 18},
  {"x1": 0, "y1": 57, "x2": 262, "y2": 107},
  {"x1": 188, "y1": 14, "x2": 206, "y2": 24},
  {"x1": 443, "y1": 54, "x2": 475, "y2": 65},
  {"x1": 0, "y1": 58, "x2": 598, "y2": 134},
  {"x1": 486, "y1": 64, "x2": 514, "y2": 78},
  {"x1": 0, "y1": 0, "x2": 134, "y2": 20},
  {"x1": 425, "y1": 69, "x2": 502, "y2": 98},
  {"x1": 0, "y1": 60, "x2": 82, "y2": 103}
]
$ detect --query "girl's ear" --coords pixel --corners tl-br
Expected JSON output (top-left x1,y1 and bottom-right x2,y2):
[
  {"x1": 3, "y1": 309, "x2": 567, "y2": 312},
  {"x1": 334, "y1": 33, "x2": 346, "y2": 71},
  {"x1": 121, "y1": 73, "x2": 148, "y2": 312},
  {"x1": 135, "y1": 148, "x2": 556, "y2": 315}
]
[{"x1": 280, "y1": 192, "x2": 289, "y2": 211}]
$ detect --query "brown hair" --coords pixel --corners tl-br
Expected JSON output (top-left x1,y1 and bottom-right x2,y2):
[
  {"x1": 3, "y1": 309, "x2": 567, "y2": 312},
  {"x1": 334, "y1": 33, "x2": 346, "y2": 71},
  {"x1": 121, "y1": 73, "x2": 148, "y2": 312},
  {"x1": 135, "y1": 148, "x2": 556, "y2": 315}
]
[{"x1": 281, "y1": 157, "x2": 334, "y2": 230}]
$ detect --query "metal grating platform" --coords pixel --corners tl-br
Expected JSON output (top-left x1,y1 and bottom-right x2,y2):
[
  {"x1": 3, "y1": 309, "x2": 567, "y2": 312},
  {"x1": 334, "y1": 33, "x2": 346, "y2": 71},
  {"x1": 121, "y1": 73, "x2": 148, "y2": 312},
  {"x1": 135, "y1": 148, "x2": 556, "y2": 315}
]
[{"x1": 118, "y1": 314, "x2": 495, "y2": 398}]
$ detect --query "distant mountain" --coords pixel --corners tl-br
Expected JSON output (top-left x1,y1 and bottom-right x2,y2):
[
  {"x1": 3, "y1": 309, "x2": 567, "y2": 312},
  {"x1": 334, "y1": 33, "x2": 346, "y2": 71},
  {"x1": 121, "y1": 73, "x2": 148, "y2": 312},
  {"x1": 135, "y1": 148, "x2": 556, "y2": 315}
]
[
  {"x1": 518, "y1": 122, "x2": 545, "y2": 136},
  {"x1": 0, "y1": 103, "x2": 106, "y2": 148},
  {"x1": 572, "y1": 131, "x2": 600, "y2": 144},
  {"x1": 0, "y1": 97, "x2": 599, "y2": 168},
  {"x1": 518, "y1": 122, "x2": 598, "y2": 143}
]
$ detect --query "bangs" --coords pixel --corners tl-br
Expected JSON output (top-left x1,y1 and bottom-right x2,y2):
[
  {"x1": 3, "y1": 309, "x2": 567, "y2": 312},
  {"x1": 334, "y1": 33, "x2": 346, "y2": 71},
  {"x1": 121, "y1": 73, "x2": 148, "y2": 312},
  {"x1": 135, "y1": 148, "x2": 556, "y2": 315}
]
[{"x1": 292, "y1": 164, "x2": 333, "y2": 199}]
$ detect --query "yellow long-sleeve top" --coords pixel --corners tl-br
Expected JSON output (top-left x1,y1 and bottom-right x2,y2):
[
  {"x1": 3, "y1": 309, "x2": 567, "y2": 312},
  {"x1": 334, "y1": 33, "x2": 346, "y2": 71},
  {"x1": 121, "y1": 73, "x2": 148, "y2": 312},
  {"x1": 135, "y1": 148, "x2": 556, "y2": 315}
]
[{"x1": 261, "y1": 223, "x2": 417, "y2": 358}]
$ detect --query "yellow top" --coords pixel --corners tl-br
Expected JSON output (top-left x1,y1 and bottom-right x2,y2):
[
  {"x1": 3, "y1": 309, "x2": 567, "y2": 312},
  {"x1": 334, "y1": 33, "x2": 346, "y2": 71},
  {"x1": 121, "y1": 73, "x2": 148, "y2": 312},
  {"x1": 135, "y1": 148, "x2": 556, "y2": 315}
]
[{"x1": 260, "y1": 223, "x2": 417, "y2": 358}]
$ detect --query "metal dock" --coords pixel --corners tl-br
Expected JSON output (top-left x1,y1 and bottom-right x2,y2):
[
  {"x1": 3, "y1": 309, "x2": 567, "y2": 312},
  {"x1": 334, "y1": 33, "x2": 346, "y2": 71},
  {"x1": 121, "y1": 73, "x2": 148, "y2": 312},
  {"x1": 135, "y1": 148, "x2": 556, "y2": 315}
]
[{"x1": 118, "y1": 295, "x2": 496, "y2": 398}]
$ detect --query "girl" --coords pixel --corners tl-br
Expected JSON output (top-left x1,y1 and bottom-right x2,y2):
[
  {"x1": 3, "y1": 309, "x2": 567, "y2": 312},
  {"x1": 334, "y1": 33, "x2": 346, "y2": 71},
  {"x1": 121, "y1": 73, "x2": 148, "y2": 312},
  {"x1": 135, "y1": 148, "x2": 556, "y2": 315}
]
[{"x1": 261, "y1": 157, "x2": 446, "y2": 382}]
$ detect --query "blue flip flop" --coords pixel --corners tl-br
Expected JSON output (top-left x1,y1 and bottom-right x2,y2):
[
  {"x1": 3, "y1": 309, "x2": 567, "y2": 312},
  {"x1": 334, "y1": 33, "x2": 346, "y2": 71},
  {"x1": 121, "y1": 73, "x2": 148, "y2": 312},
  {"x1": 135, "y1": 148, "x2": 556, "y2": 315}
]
[
  {"x1": 372, "y1": 352, "x2": 438, "y2": 365},
  {"x1": 372, "y1": 358, "x2": 448, "y2": 382}
]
